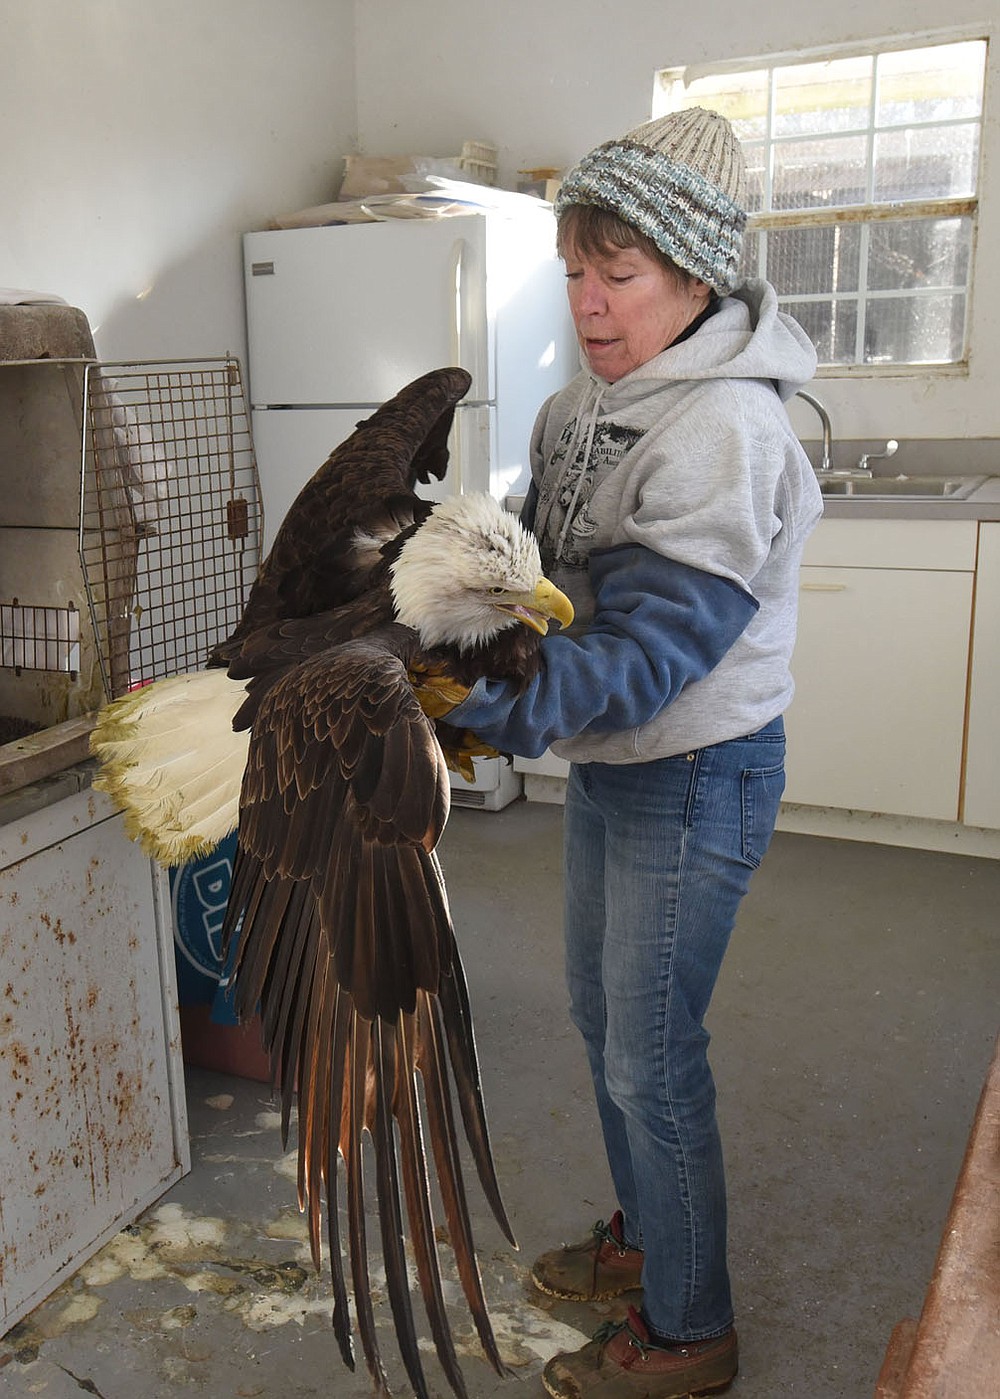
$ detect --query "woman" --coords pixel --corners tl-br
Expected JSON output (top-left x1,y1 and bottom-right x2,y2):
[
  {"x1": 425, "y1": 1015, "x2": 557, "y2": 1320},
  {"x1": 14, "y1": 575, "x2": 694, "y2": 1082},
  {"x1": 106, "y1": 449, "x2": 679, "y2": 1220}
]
[{"x1": 440, "y1": 106, "x2": 822, "y2": 1399}]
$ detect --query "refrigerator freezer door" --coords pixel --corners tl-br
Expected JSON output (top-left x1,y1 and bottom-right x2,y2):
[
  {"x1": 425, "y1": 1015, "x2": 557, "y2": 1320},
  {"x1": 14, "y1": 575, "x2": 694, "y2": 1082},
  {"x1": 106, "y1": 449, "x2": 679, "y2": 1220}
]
[
  {"x1": 244, "y1": 218, "x2": 490, "y2": 407},
  {"x1": 251, "y1": 404, "x2": 492, "y2": 550}
]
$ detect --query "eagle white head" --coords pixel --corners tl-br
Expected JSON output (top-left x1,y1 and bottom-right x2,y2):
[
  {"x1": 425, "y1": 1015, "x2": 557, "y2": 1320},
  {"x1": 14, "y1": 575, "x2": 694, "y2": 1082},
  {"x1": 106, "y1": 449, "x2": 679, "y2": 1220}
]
[{"x1": 389, "y1": 493, "x2": 573, "y2": 651}]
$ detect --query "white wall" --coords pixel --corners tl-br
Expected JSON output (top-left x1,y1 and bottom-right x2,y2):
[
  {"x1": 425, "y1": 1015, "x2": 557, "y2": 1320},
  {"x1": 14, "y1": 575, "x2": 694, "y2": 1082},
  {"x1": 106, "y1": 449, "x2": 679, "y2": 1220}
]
[
  {"x1": 2, "y1": 0, "x2": 356, "y2": 363},
  {"x1": 4, "y1": 0, "x2": 997, "y2": 453},
  {"x1": 354, "y1": 1, "x2": 1000, "y2": 450}
]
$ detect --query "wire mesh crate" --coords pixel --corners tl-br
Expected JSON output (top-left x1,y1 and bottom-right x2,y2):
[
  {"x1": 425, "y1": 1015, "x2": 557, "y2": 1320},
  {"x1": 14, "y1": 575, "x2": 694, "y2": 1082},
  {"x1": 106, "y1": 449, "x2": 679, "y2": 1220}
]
[
  {"x1": 0, "y1": 348, "x2": 261, "y2": 790},
  {"x1": 79, "y1": 356, "x2": 262, "y2": 700}
]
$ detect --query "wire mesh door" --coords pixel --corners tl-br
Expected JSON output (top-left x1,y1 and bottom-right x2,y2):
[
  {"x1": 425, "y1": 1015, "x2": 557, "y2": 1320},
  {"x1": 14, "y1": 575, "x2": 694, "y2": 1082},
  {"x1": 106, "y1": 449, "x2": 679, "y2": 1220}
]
[{"x1": 80, "y1": 357, "x2": 262, "y2": 700}]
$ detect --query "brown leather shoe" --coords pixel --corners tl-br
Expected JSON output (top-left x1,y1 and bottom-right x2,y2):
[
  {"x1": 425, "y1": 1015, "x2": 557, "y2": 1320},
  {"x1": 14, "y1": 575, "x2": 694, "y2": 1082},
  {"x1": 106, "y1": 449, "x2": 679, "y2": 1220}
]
[
  {"x1": 531, "y1": 1211, "x2": 644, "y2": 1301},
  {"x1": 542, "y1": 1306, "x2": 738, "y2": 1399}
]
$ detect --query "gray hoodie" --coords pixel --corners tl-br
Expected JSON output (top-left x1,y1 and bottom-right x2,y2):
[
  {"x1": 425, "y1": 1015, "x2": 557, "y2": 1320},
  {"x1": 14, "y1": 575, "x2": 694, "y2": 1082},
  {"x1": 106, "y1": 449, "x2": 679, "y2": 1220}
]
[
  {"x1": 533, "y1": 279, "x2": 821, "y2": 761},
  {"x1": 447, "y1": 279, "x2": 823, "y2": 763}
]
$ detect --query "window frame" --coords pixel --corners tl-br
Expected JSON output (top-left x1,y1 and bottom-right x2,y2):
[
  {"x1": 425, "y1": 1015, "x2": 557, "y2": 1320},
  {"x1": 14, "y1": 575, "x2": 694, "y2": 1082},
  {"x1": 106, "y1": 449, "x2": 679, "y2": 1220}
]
[{"x1": 653, "y1": 27, "x2": 988, "y2": 378}]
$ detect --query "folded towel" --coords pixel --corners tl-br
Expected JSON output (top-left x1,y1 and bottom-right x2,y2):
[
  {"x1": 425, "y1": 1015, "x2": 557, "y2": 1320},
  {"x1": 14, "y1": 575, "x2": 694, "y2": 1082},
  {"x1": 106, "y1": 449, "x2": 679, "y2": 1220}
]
[{"x1": 0, "y1": 302, "x2": 95, "y2": 361}]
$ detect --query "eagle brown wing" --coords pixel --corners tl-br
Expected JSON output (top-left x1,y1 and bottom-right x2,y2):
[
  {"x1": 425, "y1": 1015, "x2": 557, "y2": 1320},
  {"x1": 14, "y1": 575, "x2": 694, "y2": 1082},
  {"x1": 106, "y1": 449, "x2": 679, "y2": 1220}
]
[
  {"x1": 221, "y1": 624, "x2": 513, "y2": 1399},
  {"x1": 216, "y1": 366, "x2": 472, "y2": 660}
]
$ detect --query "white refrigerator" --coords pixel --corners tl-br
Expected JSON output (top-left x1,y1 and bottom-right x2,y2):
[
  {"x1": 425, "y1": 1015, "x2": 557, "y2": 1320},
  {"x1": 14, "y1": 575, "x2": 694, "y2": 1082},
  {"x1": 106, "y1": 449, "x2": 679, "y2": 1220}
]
[{"x1": 242, "y1": 209, "x2": 577, "y2": 808}]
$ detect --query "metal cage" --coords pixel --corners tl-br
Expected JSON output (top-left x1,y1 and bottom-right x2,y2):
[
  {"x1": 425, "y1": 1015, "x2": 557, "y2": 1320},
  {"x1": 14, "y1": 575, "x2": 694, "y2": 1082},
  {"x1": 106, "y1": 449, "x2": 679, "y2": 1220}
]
[{"x1": 79, "y1": 357, "x2": 262, "y2": 700}]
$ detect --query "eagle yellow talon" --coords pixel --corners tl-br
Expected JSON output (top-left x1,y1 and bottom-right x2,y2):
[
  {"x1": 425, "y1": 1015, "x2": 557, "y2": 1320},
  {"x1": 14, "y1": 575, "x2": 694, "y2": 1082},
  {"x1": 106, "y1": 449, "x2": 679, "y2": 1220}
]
[{"x1": 409, "y1": 664, "x2": 473, "y2": 718}]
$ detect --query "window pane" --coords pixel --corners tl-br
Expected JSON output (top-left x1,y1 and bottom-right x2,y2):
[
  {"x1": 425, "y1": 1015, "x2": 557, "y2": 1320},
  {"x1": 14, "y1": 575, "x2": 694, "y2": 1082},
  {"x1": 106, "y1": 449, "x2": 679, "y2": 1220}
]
[
  {"x1": 774, "y1": 57, "x2": 872, "y2": 136},
  {"x1": 867, "y1": 217, "x2": 972, "y2": 292},
  {"x1": 781, "y1": 298, "x2": 858, "y2": 365},
  {"x1": 772, "y1": 134, "x2": 869, "y2": 209},
  {"x1": 864, "y1": 293, "x2": 966, "y2": 364},
  {"x1": 729, "y1": 95, "x2": 769, "y2": 144},
  {"x1": 767, "y1": 224, "x2": 861, "y2": 294},
  {"x1": 660, "y1": 69, "x2": 770, "y2": 139},
  {"x1": 876, "y1": 41, "x2": 986, "y2": 126},
  {"x1": 873, "y1": 124, "x2": 979, "y2": 201},
  {"x1": 738, "y1": 227, "x2": 764, "y2": 282},
  {"x1": 740, "y1": 138, "x2": 766, "y2": 212}
]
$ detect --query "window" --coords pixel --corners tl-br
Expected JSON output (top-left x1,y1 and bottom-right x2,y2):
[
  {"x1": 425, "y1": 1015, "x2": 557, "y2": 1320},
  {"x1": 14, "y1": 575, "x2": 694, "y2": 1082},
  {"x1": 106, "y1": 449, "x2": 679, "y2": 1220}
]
[{"x1": 654, "y1": 35, "x2": 988, "y2": 371}]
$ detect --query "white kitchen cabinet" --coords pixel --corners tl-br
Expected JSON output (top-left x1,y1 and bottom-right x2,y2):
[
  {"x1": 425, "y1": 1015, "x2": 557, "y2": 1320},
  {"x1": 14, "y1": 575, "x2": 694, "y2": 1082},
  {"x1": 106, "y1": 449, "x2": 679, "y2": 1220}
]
[
  {"x1": 0, "y1": 780, "x2": 189, "y2": 1335},
  {"x1": 784, "y1": 519, "x2": 977, "y2": 821},
  {"x1": 963, "y1": 524, "x2": 1000, "y2": 829}
]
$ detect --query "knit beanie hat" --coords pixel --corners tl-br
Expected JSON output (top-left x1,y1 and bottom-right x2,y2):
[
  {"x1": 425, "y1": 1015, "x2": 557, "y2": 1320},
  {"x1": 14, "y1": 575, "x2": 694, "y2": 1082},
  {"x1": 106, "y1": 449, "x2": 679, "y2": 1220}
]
[{"x1": 554, "y1": 107, "x2": 748, "y2": 295}]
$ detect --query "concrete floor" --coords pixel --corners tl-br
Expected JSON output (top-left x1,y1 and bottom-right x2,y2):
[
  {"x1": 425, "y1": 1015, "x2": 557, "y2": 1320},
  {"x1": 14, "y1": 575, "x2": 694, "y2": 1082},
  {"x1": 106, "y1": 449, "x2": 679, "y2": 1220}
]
[{"x1": 2, "y1": 801, "x2": 998, "y2": 1398}]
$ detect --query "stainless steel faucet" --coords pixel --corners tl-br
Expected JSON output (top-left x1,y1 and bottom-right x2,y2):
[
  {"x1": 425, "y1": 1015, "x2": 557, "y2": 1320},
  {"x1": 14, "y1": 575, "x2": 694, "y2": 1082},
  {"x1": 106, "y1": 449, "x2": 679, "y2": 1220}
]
[
  {"x1": 796, "y1": 391, "x2": 832, "y2": 473},
  {"x1": 857, "y1": 439, "x2": 899, "y2": 475}
]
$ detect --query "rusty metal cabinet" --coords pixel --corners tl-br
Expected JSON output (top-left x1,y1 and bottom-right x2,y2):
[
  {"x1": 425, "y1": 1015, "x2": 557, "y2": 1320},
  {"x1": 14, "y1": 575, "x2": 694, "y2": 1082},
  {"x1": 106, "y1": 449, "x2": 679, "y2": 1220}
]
[{"x1": 0, "y1": 777, "x2": 189, "y2": 1334}]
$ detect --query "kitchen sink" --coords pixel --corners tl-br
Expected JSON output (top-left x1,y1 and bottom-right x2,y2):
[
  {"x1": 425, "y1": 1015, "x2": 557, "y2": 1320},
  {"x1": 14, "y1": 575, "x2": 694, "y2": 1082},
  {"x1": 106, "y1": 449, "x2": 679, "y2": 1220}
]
[{"x1": 818, "y1": 474, "x2": 988, "y2": 500}]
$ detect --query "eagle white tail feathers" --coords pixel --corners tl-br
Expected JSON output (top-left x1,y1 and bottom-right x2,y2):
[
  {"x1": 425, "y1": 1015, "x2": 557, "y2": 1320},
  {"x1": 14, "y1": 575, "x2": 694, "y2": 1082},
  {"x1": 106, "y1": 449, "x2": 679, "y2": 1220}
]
[{"x1": 90, "y1": 669, "x2": 251, "y2": 866}]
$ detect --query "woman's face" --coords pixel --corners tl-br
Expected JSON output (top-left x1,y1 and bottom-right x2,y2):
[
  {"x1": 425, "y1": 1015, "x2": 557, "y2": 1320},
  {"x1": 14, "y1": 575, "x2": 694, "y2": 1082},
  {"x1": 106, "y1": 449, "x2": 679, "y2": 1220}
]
[{"x1": 563, "y1": 240, "x2": 712, "y2": 383}]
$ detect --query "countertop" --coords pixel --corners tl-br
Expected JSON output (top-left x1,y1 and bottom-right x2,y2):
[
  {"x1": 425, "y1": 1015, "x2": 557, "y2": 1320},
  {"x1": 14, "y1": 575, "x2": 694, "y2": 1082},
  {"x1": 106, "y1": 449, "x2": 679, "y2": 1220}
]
[{"x1": 0, "y1": 758, "x2": 96, "y2": 828}]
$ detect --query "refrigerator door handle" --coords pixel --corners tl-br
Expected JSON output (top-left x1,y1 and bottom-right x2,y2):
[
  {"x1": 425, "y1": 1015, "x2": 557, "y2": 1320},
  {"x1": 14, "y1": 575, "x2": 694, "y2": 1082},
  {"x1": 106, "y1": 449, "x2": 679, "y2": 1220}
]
[
  {"x1": 450, "y1": 403, "x2": 465, "y2": 495},
  {"x1": 449, "y1": 237, "x2": 465, "y2": 367},
  {"x1": 449, "y1": 238, "x2": 466, "y2": 493}
]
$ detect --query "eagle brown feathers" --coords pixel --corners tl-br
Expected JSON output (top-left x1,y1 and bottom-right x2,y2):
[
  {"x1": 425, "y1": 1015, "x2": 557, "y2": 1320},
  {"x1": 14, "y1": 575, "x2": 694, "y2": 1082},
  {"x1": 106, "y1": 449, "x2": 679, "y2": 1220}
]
[{"x1": 193, "y1": 368, "x2": 565, "y2": 1397}]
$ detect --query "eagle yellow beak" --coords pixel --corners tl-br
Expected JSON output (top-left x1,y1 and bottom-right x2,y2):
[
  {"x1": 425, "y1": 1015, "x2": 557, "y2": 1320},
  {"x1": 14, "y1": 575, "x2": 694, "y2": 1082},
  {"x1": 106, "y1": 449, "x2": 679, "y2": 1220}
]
[{"x1": 498, "y1": 577, "x2": 574, "y2": 636}]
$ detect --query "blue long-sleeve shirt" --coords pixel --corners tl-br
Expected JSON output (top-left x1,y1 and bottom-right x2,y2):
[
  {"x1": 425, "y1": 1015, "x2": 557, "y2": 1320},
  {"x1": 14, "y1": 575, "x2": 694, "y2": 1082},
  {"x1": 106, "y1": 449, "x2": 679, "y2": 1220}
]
[{"x1": 447, "y1": 543, "x2": 758, "y2": 759}]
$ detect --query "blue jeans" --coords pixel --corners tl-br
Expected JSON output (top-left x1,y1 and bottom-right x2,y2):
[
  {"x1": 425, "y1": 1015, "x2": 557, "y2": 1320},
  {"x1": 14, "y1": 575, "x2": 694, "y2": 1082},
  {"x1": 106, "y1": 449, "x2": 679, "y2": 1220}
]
[{"x1": 562, "y1": 718, "x2": 786, "y2": 1342}]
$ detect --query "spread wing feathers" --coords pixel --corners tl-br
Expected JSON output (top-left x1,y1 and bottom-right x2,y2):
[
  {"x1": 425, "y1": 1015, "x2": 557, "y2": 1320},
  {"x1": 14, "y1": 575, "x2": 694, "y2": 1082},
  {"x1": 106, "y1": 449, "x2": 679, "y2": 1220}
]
[
  {"x1": 221, "y1": 632, "x2": 514, "y2": 1399},
  {"x1": 216, "y1": 366, "x2": 472, "y2": 662}
]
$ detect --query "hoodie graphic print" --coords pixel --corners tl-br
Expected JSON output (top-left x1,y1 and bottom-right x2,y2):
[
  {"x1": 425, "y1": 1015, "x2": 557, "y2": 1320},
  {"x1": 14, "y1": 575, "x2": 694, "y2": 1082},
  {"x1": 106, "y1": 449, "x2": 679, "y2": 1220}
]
[{"x1": 536, "y1": 419, "x2": 645, "y2": 570}]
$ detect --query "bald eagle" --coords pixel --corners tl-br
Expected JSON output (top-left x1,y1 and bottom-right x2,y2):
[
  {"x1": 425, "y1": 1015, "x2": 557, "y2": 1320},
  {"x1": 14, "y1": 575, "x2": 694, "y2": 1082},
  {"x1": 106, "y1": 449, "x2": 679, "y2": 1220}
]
[{"x1": 90, "y1": 367, "x2": 573, "y2": 1399}]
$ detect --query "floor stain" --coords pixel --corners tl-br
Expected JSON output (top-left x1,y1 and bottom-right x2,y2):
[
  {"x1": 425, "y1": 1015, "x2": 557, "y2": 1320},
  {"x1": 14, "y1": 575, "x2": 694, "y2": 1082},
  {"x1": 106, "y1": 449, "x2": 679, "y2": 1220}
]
[
  {"x1": 204, "y1": 1093, "x2": 235, "y2": 1111},
  {"x1": 1, "y1": 1163, "x2": 588, "y2": 1389}
]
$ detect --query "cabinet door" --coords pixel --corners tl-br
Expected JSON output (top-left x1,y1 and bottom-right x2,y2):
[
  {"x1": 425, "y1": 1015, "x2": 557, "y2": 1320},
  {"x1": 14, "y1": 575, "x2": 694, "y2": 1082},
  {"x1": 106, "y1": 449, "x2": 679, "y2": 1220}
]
[
  {"x1": 964, "y1": 524, "x2": 1000, "y2": 829},
  {"x1": 0, "y1": 790, "x2": 189, "y2": 1333},
  {"x1": 784, "y1": 566, "x2": 973, "y2": 820}
]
